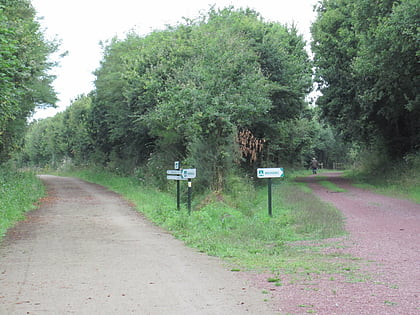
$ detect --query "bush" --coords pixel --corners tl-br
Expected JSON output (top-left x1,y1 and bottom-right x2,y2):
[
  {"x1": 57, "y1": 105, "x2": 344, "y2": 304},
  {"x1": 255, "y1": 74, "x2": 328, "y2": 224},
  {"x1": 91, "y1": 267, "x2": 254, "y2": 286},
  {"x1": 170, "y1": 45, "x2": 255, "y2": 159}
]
[{"x1": 0, "y1": 165, "x2": 45, "y2": 239}]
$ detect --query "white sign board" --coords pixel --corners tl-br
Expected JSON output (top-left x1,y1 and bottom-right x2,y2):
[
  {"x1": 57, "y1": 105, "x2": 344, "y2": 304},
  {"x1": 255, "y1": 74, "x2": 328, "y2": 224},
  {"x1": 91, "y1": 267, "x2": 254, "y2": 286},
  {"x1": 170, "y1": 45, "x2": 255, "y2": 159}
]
[
  {"x1": 257, "y1": 168, "x2": 284, "y2": 178},
  {"x1": 182, "y1": 168, "x2": 196, "y2": 179},
  {"x1": 167, "y1": 175, "x2": 186, "y2": 181},
  {"x1": 167, "y1": 170, "x2": 182, "y2": 175}
]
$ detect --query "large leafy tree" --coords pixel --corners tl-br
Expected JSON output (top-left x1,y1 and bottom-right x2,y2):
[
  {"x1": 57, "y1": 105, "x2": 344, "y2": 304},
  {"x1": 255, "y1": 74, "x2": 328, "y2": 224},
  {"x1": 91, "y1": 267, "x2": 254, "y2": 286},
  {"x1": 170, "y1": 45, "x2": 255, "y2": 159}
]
[
  {"x1": 0, "y1": 0, "x2": 58, "y2": 162},
  {"x1": 23, "y1": 114, "x2": 66, "y2": 167},
  {"x1": 88, "y1": 7, "x2": 313, "y2": 189},
  {"x1": 61, "y1": 95, "x2": 93, "y2": 164},
  {"x1": 312, "y1": 0, "x2": 419, "y2": 157},
  {"x1": 24, "y1": 7, "x2": 314, "y2": 191},
  {"x1": 138, "y1": 8, "x2": 312, "y2": 188}
]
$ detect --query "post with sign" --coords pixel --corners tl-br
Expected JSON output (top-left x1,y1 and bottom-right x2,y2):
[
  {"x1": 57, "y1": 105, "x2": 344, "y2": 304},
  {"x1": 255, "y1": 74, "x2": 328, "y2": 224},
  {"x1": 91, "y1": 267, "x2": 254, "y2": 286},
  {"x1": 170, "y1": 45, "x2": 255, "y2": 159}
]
[
  {"x1": 166, "y1": 161, "x2": 183, "y2": 210},
  {"x1": 166, "y1": 166, "x2": 196, "y2": 214},
  {"x1": 187, "y1": 179, "x2": 192, "y2": 215},
  {"x1": 257, "y1": 168, "x2": 284, "y2": 216},
  {"x1": 268, "y1": 178, "x2": 273, "y2": 216},
  {"x1": 175, "y1": 161, "x2": 180, "y2": 211},
  {"x1": 181, "y1": 169, "x2": 196, "y2": 215}
]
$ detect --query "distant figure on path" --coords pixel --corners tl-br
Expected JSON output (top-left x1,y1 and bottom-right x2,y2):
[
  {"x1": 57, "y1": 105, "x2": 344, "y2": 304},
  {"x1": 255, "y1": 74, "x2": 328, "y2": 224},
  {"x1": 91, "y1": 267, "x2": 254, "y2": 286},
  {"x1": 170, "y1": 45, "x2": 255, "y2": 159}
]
[{"x1": 310, "y1": 157, "x2": 319, "y2": 174}]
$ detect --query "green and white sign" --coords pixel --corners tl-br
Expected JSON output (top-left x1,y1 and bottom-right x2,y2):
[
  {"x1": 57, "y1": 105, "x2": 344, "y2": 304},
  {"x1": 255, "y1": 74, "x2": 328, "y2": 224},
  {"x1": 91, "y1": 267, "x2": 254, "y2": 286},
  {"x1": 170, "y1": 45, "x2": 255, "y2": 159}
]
[
  {"x1": 181, "y1": 168, "x2": 196, "y2": 179},
  {"x1": 257, "y1": 168, "x2": 284, "y2": 178}
]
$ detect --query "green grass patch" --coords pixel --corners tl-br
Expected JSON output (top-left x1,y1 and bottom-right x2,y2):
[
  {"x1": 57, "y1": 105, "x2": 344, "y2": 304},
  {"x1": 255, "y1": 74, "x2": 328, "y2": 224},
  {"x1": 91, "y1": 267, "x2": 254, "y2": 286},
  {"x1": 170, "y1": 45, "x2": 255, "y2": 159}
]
[
  {"x1": 345, "y1": 152, "x2": 420, "y2": 203},
  {"x1": 59, "y1": 168, "x2": 360, "y2": 280},
  {"x1": 346, "y1": 169, "x2": 420, "y2": 203},
  {"x1": 0, "y1": 166, "x2": 45, "y2": 240},
  {"x1": 318, "y1": 180, "x2": 347, "y2": 192}
]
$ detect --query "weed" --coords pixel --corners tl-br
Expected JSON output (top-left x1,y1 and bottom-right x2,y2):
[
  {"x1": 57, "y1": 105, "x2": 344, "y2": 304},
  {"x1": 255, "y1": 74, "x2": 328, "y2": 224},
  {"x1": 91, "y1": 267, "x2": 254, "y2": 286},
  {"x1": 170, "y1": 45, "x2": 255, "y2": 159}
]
[
  {"x1": 0, "y1": 166, "x2": 45, "y2": 240},
  {"x1": 346, "y1": 153, "x2": 420, "y2": 203},
  {"x1": 318, "y1": 180, "x2": 347, "y2": 193},
  {"x1": 267, "y1": 278, "x2": 280, "y2": 283}
]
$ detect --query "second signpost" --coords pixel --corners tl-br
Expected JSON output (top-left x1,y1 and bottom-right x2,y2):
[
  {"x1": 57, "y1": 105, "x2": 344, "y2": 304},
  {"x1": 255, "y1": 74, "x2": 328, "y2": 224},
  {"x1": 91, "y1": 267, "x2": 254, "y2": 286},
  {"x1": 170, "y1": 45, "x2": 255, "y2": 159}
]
[{"x1": 257, "y1": 167, "x2": 284, "y2": 216}]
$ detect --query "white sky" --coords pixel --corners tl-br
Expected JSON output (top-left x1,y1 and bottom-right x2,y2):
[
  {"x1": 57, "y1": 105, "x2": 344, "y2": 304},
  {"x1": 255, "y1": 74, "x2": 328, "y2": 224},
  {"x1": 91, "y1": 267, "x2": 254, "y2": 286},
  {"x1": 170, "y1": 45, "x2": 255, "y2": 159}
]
[{"x1": 31, "y1": 0, "x2": 318, "y2": 119}]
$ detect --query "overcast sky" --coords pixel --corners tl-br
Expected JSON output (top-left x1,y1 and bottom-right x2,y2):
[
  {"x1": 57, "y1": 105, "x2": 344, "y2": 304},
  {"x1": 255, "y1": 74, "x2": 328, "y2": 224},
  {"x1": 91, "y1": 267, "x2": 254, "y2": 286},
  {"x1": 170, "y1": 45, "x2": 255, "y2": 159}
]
[{"x1": 31, "y1": 0, "x2": 318, "y2": 119}]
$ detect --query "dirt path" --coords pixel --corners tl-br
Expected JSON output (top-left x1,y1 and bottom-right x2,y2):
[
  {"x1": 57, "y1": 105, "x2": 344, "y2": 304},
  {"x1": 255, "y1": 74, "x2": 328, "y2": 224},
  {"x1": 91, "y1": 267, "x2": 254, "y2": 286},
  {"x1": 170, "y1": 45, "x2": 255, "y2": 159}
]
[
  {"x1": 0, "y1": 175, "x2": 273, "y2": 314},
  {"x1": 255, "y1": 172, "x2": 419, "y2": 315}
]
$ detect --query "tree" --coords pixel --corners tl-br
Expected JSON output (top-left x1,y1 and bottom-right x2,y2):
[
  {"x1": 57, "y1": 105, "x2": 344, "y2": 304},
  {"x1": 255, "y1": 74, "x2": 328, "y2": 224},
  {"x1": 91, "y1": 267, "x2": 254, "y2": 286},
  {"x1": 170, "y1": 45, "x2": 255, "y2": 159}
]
[
  {"x1": 24, "y1": 7, "x2": 314, "y2": 192},
  {"x1": 312, "y1": 0, "x2": 419, "y2": 158},
  {"x1": 23, "y1": 115, "x2": 66, "y2": 167},
  {"x1": 62, "y1": 95, "x2": 94, "y2": 164},
  {"x1": 0, "y1": 0, "x2": 58, "y2": 162},
  {"x1": 140, "y1": 7, "x2": 312, "y2": 188}
]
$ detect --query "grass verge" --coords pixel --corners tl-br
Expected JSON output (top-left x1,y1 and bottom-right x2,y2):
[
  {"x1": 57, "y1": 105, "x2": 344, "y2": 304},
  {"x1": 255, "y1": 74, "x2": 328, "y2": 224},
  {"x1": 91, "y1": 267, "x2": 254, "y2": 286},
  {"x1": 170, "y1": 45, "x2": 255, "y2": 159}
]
[
  {"x1": 61, "y1": 168, "x2": 361, "y2": 280},
  {"x1": 0, "y1": 166, "x2": 45, "y2": 240},
  {"x1": 318, "y1": 180, "x2": 347, "y2": 193},
  {"x1": 345, "y1": 168, "x2": 420, "y2": 203}
]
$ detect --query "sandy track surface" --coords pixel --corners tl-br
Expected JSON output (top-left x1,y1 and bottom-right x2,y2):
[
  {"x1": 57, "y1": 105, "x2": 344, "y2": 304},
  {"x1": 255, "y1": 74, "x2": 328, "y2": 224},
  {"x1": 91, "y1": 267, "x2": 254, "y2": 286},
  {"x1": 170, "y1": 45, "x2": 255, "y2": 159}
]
[
  {"x1": 0, "y1": 175, "x2": 273, "y2": 314},
  {"x1": 254, "y1": 172, "x2": 419, "y2": 315}
]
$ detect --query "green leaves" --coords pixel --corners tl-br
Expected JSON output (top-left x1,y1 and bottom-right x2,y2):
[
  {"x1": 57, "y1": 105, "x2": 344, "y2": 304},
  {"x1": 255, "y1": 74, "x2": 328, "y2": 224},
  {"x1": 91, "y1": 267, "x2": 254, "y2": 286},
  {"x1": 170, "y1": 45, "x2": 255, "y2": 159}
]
[
  {"x1": 312, "y1": 0, "x2": 419, "y2": 157},
  {"x1": 23, "y1": 7, "x2": 315, "y2": 188},
  {"x1": 0, "y1": 0, "x2": 58, "y2": 162}
]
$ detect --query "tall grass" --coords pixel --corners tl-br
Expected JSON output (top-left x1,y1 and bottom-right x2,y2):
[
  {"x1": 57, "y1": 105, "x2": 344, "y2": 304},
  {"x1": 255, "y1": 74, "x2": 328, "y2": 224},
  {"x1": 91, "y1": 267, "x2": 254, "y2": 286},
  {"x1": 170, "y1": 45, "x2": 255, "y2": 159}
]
[
  {"x1": 0, "y1": 166, "x2": 45, "y2": 239},
  {"x1": 65, "y1": 168, "x2": 347, "y2": 273},
  {"x1": 348, "y1": 152, "x2": 420, "y2": 203}
]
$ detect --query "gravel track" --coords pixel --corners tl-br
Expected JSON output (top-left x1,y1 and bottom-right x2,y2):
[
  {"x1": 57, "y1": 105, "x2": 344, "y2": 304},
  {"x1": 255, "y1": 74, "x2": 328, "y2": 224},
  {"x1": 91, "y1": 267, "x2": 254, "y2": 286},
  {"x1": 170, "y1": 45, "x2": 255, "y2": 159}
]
[
  {"x1": 0, "y1": 175, "x2": 273, "y2": 314},
  {"x1": 255, "y1": 172, "x2": 420, "y2": 314},
  {"x1": 1, "y1": 173, "x2": 419, "y2": 314}
]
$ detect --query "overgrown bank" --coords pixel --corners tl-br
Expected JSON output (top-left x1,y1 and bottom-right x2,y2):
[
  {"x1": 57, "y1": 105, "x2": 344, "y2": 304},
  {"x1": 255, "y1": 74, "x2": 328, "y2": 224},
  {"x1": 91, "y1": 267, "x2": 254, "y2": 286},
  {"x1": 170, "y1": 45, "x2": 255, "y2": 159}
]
[
  {"x1": 61, "y1": 168, "x2": 350, "y2": 275},
  {"x1": 0, "y1": 166, "x2": 45, "y2": 239},
  {"x1": 346, "y1": 152, "x2": 420, "y2": 204}
]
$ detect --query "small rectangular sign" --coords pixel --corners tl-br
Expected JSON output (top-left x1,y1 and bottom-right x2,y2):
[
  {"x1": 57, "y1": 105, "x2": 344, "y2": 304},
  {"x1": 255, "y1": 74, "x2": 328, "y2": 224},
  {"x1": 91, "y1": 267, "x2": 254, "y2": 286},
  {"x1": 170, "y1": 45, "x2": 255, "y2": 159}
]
[
  {"x1": 257, "y1": 168, "x2": 284, "y2": 178},
  {"x1": 182, "y1": 168, "x2": 196, "y2": 179},
  {"x1": 167, "y1": 175, "x2": 186, "y2": 180},
  {"x1": 167, "y1": 170, "x2": 182, "y2": 175}
]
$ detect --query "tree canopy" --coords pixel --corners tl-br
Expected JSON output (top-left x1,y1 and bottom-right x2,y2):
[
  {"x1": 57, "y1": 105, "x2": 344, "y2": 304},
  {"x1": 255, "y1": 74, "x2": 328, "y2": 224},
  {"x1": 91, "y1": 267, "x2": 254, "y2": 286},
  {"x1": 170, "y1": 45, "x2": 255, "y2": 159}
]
[
  {"x1": 312, "y1": 0, "x2": 419, "y2": 157},
  {"x1": 0, "y1": 0, "x2": 58, "y2": 162},
  {"x1": 22, "y1": 7, "x2": 323, "y2": 190}
]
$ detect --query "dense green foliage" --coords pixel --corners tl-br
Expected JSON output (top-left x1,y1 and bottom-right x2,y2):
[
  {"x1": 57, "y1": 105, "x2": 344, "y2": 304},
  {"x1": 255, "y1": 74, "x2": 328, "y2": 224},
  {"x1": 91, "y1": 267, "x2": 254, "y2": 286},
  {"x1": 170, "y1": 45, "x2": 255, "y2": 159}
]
[
  {"x1": 348, "y1": 151, "x2": 420, "y2": 203},
  {"x1": 312, "y1": 0, "x2": 420, "y2": 158},
  {"x1": 0, "y1": 165, "x2": 45, "y2": 239},
  {"x1": 17, "y1": 2, "x2": 419, "y2": 192},
  {"x1": 22, "y1": 7, "x2": 343, "y2": 191},
  {"x1": 91, "y1": 7, "x2": 315, "y2": 189},
  {"x1": 0, "y1": 0, "x2": 58, "y2": 162}
]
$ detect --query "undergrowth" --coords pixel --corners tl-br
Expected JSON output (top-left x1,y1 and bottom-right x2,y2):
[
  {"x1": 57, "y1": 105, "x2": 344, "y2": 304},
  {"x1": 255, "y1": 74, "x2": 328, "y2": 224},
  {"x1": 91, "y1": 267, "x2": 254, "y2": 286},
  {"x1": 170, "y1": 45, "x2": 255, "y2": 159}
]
[
  {"x1": 0, "y1": 165, "x2": 45, "y2": 240},
  {"x1": 64, "y1": 168, "x2": 348, "y2": 275},
  {"x1": 347, "y1": 152, "x2": 420, "y2": 203}
]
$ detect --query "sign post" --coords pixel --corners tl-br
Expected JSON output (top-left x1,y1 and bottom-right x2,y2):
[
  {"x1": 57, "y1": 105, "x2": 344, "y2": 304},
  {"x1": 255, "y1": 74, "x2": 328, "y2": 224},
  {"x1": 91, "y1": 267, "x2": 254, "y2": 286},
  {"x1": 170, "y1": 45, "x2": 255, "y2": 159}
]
[
  {"x1": 166, "y1": 164, "x2": 196, "y2": 214},
  {"x1": 181, "y1": 168, "x2": 196, "y2": 215},
  {"x1": 175, "y1": 161, "x2": 180, "y2": 211},
  {"x1": 166, "y1": 162, "x2": 183, "y2": 210},
  {"x1": 187, "y1": 179, "x2": 192, "y2": 215},
  {"x1": 268, "y1": 178, "x2": 273, "y2": 216},
  {"x1": 257, "y1": 168, "x2": 284, "y2": 216}
]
